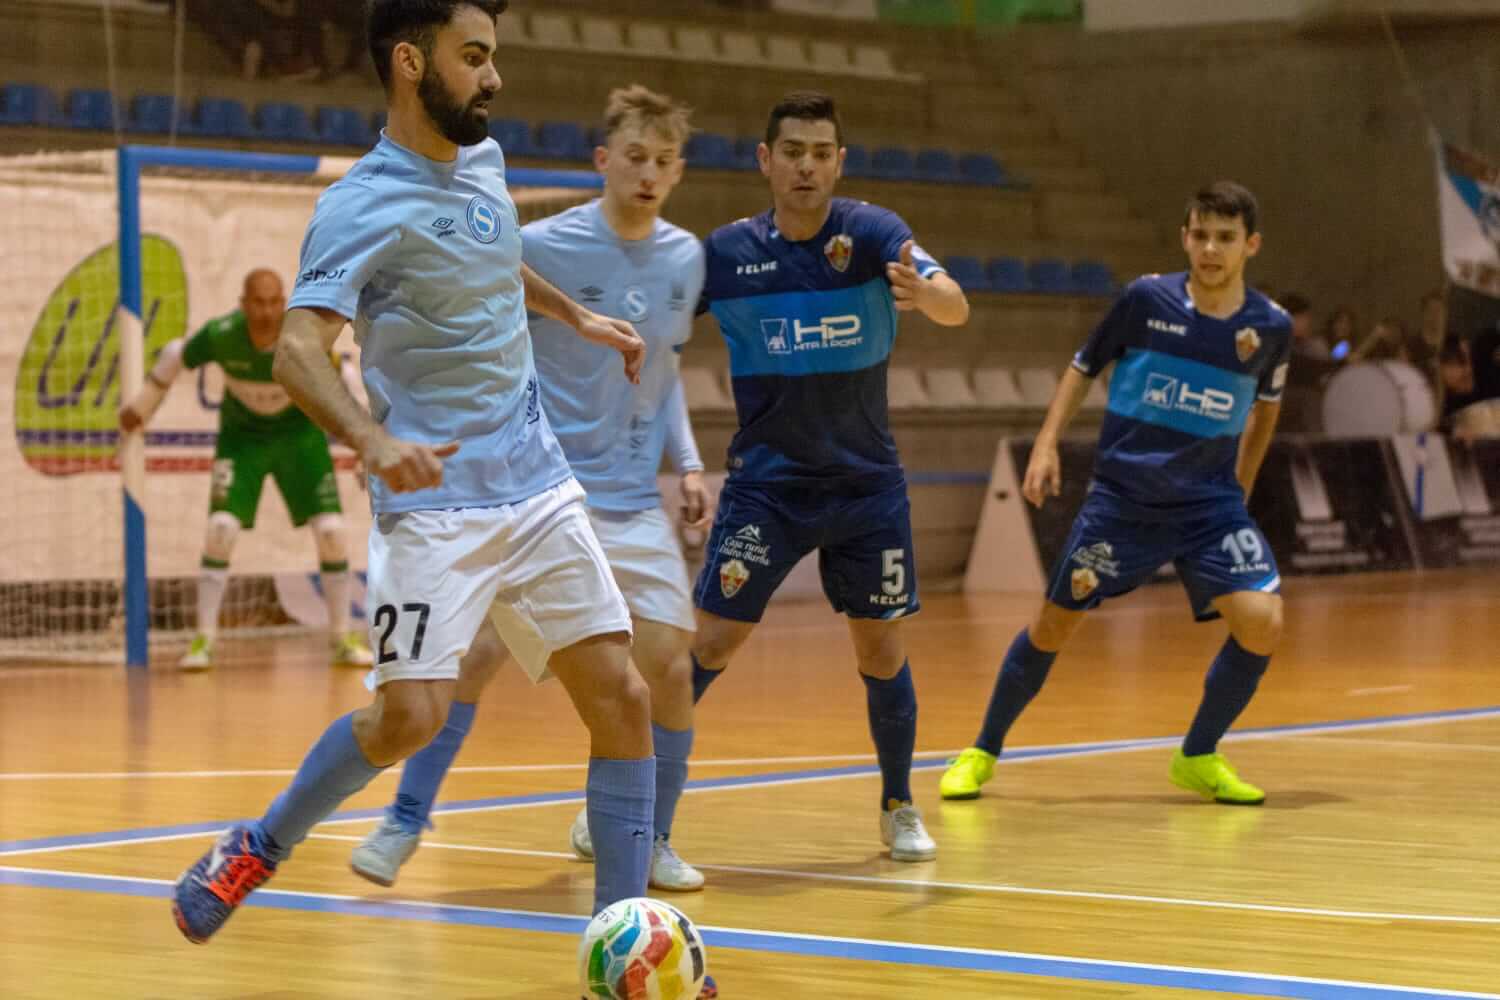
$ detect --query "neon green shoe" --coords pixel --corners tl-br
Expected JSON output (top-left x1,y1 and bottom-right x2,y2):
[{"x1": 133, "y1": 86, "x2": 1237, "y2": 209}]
[
  {"x1": 179, "y1": 634, "x2": 213, "y2": 672},
  {"x1": 331, "y1": 633, "x2": 374, "y2": 668},
  {"x1": 1169, "y1": 750, "x2": 1265, "y2": 805},
  {"x1": 939, "y1": 747, "x2": 997, "y2": 800}
]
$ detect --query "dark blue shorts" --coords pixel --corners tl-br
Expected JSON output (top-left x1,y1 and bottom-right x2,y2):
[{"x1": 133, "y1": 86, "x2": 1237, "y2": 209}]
[
  {"x1": 693, "y1": 480, "x2": 920, "y2": 623},
  {"x1": 1045, "y1": 493, "x2": 1281, "y2": 621}
]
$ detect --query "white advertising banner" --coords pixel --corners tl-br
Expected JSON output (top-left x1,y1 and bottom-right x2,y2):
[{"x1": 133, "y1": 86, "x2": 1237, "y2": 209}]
[{"x1": 0, "y1": 170, "x2": 369, "y2": 584}]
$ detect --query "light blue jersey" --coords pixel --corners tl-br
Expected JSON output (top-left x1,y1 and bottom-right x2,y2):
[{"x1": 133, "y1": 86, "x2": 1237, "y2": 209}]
[
  {"x1": 522, "y1": 200, "x2": 706, "y2": 512},
  {"x1": 289, "y1": 133, "x2": 571, "y2": 514}
]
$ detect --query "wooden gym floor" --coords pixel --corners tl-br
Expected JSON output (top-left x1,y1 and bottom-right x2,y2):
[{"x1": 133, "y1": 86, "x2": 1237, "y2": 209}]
[{"x1": 1, "y1": 569, "x2": 1496, "y2": 999}]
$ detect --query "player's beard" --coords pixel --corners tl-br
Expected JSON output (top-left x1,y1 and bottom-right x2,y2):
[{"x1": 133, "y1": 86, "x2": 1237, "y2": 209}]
[{"x1": 418, "y1": 68, "x2": 490, "y2": 147}]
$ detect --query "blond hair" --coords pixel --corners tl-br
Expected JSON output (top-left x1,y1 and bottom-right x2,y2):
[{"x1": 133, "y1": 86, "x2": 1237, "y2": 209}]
[{"x1": 602, "y1": 84, "x2": 693, "y2": 145}]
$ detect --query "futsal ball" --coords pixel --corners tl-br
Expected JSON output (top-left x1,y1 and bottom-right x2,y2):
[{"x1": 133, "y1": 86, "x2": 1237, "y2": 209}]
[{"x1": 578, "y1": 897, "x2": 708, "y2": 1000}]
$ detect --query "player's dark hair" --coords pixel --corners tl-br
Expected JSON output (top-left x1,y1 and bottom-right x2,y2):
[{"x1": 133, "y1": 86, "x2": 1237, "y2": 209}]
[
  {"x1": 368, "y1": 0, "x2": 507, "y2": 90},
  {"x1": 1183, "y1": 181, "x2": 1259, "y2": 236},
  {"x1": 765, "y1": 90, "x2": 843, "y2": 148}
]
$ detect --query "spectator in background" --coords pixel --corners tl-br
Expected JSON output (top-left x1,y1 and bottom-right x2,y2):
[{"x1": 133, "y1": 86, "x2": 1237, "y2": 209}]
[
  {"x1": 1350, "y1": 316, "x2": 1407, "y2": 363},
  {"x1": 1324, "y1": 305, "x2": 1357, "y2": 361},
  {"x1": 1281, "y1": 292, "x2": 1329, "y2": 360},
  {"x1": 1437, "y1": 325, "x2": 1500, "y2": 438},
  {"x1": 1419, "y1": 290, "x2": 1448, "y2": 350}
]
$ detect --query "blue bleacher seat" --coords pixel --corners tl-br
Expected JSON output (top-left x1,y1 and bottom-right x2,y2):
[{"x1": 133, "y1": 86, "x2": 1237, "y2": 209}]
[
  {"x1": 536, "y1": 121, "x2": 589, "y2": 160},
  {"x1": 255, "y1": 102, "x2": 317, "y2": 143},
  {"x1": 686, "y1": 133, "x2": 734, "y2": 170},
  {"x1": 841, "y1": 143, "x2": 869, "y2": 178},
  {"x1": 193, "y1": 98, "x2": 252, "y2": 139},
  {"x1": 732, "y1": 137, "x2": 760, "y2": 171},
  {"x1": 1028, "y1": 257, "x2": 1073, "y2": 294},
  {"x1": 914, "y1": 148, "x2": 958, "y2": 184},
  {"x1": 986, "y1": 256, "x2": 1031, "y2": 294},
  {"x1": 870, "y1": 146, "x2": 915, "y2": 182},
  {"x1": 958, "y1": 152, "x2": 1005, "y2": 187},
  {"x1": 0, "y1": 83, "x2": 55, "y2": 126},
  {"x1": 317, "y1": 107, "x2": 373, "y2": 147},
  {"x1": 488, "y1": 117, "x2": 533, "y2": 156},
  {"x1": 1071, "y1": 259, "x2": 1115, "y2": 296},
  {"x1": 128, "y1": 94, "x2": 184, "y2": 135},
  {"x1": 62, "y1": 89, "x2": 116, "y2": 131},
  {"x1": 944, "y1": 256, "x2": 990, "y2": 293}
]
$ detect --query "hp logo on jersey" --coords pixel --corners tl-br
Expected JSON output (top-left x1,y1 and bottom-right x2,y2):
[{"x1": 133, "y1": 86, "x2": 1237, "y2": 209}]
[
  {"x1": 466, "y1": 196, "x2": 502, "y2": 244},
  {"x1": 1143, "y1": 373, "x2": 1234, "y2": 421},
  {"x1": 761, "y1": 315, "x2": 863, "y2": 356}
]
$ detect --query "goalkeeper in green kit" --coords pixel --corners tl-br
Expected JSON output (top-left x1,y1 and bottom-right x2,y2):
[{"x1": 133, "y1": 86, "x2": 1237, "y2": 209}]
[{"x1": 119, "y1": 268, "x2": 374, "y2": 671}]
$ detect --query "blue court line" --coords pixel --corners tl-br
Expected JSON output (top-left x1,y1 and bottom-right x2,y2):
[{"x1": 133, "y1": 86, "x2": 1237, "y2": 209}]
[
  {"x1": 0, "y1": 867, "x2": 1493, "y2": 1000},
  {"x1": 3, "y1": 704, "x2": 1498, "y2": 859}
]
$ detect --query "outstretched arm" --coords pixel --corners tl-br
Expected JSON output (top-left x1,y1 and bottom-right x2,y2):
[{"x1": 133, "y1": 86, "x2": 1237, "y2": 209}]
[
  {"x1": 119, "y1": 337, "x2": 187, "y2": 432},
  {"x1": 274, "y1": 307, "x2": 456, "y2": 493},
  {"x1": 1236, "y1": 400, "x2": 1281, "y2": 499},
  {"x1": 1021, "y1": 365, "x2": 1094, "y2": 508},
  {"x1": 521, "y1": 263, "x2": 645, "y2": 383},
  {"x1": 886, "y1": 240, "x2": 969, "y2": 326},
  {"x1": 662, "y1": 376, "x2": 711, "y2": 529}
]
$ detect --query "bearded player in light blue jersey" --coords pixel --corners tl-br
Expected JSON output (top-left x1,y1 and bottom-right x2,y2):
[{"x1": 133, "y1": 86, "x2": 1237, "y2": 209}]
[
  {"x1": 350, "y1": 86, "x2": 720, "y2": 902},
  {"x1": 171, "y1": 0, "x2": 660, "y2": 944}
]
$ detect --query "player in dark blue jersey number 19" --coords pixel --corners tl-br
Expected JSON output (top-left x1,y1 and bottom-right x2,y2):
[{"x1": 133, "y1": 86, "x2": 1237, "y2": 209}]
[
  {"x1": 691, "y1": 92, "x2": 970, "y2": 862},
  {"x1": 942, "y1": 181, "x2": 1290, "y2": 806}
]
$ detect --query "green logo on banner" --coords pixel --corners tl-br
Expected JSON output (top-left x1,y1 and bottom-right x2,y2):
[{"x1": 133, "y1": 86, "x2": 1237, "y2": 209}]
[{"x1": 15, "y1": 236, "x2": 188, "y2": 475}]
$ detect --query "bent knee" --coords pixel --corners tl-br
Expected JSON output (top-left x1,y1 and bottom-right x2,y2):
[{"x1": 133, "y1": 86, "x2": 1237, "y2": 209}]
[
  {"x1": 1029, "y1": 603, "x2": 1083, "y2": 651},
  {"x1": 1231, "y1": 596, "x2": 1283, "y2": 653}
]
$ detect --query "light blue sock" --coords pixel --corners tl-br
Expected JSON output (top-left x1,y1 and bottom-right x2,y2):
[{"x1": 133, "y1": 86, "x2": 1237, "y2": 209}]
[
  {"x1": 389, "y1": 700, "x2": 477, "y2": 834},
  {"x1": 651, "y1": 723, "x2": 693, "y2": 841},
  {"x1": 587, "y1": 756, "x2": 655, "y2": 914},
  {"x1": 258, "y1": 712, "x2": 383, "y2": 862}
]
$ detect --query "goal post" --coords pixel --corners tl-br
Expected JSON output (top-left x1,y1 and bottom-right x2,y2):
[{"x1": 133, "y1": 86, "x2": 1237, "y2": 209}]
[{"x1": 0, "y1": 144, "x2": 601, "y2": 667}]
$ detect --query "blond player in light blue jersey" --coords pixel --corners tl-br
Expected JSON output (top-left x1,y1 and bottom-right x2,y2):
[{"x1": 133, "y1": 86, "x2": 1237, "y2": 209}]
[
  {"x1": 171, "y1": 0, "x2": 660, "y2": 944},
  {"x1": 349, "y1": 87, "x2": 722, "y2": 930}
]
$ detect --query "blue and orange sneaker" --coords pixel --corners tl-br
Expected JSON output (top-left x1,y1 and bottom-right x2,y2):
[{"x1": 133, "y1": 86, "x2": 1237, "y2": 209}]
[
  {"x1": 172, "y1": 824, "x2": 277, "y2": 943},
  {"x1": 699, "y1": 975, "x2": 718, "y2": 998}
]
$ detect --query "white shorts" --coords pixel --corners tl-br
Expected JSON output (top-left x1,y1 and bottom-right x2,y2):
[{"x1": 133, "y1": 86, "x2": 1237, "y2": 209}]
[
  {"x1": 587, "y1": 505, "x2": 697, "y2": 634},
  {"x1": 365, "y1": 478, "x2": 632, "y2": 685}
]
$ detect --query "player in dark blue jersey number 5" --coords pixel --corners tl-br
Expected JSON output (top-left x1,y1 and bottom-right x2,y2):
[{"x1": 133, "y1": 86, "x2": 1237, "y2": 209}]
[
  {"x1": 691, "y1": 92, "x2": 970, "y2": 862},
  {"x1": 942, "y1": 182, "x2": 1291, "y2": 806}
]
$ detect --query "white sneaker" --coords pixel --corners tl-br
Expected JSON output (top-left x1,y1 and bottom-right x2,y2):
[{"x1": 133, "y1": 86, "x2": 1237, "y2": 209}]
[
  {"x1": 179, "y1": 634, "x2": 213, "y2": 672},
  {"x1": 569, "y1": 806, "x2": 594, "y2": 860},
  {"x1": 650, "y1": 837, "x2": 705, "y2": 892},
  {"x1": 880, "y1": 803, "x2": 937, "y2": 862},
  {"x1": 350, "y1": 817, "x2": 421, "y2": 887}
]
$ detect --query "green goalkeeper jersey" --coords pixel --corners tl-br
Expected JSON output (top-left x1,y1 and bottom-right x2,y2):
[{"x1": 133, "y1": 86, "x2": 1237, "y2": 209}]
[{"x1": 180, "y1": 310, "x2": 323, "y2": 437}]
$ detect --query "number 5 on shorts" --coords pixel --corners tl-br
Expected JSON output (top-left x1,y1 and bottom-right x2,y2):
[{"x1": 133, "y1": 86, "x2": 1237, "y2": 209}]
[
  {"x1": 882, "y1": 548, "x2": 906, "y2": 596},
  {"x1": 372, "y1": 602, "x2": 431, "y2": 664}
]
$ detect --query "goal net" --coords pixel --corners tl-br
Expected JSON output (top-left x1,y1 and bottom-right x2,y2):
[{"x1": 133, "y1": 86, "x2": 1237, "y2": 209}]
[{"x1": 0, "y1": 147, "x2": 598, "y2": 665}]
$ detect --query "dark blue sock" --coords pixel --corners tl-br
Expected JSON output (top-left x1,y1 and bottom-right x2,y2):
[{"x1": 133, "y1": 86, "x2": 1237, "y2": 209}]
[
  {"x1": 1182, "y1": 637, "x2": 1270, "y2": 756},
  {"x1": 691, "y1": 652, "x2": 723, "y2": 704},
  {"x1": 976, "y1": 630, "x2": 1058, "y2": 756},
  {"x1": 258, "y1": 712, "x2": 383, "y2": 862},
  {"x1": 651, "y1": 723, "x2": 693, "y2": 841},
  {"x1": 863, "y1": 662, "x2": 917, "y2": 808},
  {"x1": 389, "y1": 700, "x2": 476, "y2": 834},
  {"x1": 587, "y1": 756, "x2": 655, "y2": 914}
]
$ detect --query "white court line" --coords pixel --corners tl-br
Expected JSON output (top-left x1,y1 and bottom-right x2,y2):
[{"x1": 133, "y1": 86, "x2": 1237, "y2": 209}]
[
  {"x1": 1283, "y1": 736, "x2": 1500, "y2": 754},
  {"x1": 0, "y1": 750, "x2": 959, "y2": 783},
  {"x1": 8, "y1": 864, "x2": 1496, "y2": 1000},
  {"x1": 305, "y1": 834, "x2": 1500, "y2": 927}
]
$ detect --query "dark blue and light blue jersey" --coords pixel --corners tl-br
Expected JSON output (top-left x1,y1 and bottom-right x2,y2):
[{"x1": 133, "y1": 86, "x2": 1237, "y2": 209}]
[
  {"x1": 700, "y1": 197, "x2": 943, "y2": 492},
  {"x1": 1073, "y1": 272, "x2": 1291, "y2": 517}
]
